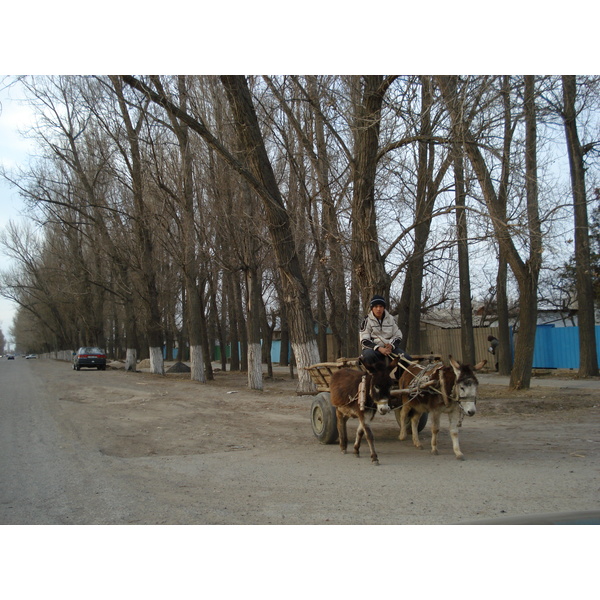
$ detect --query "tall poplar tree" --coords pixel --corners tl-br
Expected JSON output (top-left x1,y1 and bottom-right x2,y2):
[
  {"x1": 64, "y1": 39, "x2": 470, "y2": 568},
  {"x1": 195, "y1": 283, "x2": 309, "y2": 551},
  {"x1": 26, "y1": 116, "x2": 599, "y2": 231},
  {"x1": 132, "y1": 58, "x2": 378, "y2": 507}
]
[{"x1": 562, "y1": 75, "x2": 598, "y2": 377}]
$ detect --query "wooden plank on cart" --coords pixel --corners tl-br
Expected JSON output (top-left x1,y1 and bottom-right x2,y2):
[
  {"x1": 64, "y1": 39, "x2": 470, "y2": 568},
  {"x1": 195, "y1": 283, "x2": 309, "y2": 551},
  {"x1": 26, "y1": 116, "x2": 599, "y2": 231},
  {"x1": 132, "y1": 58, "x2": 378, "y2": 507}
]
[{"x1": 305, "y1": 358, "x2": 364, "y2": 393}]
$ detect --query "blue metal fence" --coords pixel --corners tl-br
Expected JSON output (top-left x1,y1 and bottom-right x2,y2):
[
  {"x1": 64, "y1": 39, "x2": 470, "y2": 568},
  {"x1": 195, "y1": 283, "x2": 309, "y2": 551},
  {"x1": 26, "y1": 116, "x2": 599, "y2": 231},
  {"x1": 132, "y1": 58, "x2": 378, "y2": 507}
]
[{"x1": 532, "y1": 325, "x2": 600, "y2": 369}]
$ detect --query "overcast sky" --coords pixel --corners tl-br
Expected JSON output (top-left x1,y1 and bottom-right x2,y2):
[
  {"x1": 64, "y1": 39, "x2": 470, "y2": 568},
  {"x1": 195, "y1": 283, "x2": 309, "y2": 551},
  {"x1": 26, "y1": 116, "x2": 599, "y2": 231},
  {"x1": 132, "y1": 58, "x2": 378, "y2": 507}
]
[{"x1": 0, "y1": 80, "x2": 37, "y2": 343}]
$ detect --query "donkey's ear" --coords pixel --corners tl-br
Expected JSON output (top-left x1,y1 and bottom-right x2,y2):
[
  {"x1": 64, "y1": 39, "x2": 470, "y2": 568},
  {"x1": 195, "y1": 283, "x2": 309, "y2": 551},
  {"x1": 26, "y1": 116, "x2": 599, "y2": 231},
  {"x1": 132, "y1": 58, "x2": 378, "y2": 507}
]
[{"x1": 449, "y1": 355, "x2": 461, "y2": 377}]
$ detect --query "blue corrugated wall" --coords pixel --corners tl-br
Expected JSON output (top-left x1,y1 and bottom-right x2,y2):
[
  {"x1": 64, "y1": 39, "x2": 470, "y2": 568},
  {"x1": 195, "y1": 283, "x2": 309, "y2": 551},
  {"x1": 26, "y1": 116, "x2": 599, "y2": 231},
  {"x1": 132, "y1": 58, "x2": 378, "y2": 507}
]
[{"x1": 532, "y1": 325, "x2": 600, "y2": 369}]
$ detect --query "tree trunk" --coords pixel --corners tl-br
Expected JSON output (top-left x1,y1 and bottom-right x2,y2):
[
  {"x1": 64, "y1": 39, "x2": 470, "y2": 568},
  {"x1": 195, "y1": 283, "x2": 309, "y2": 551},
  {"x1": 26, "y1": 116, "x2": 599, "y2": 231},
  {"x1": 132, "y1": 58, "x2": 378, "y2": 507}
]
[
  {"x1": 496, "y1": 256, "x2": 512, "y2": 374},
  {"x1": 149, "y1": 346, "x2": 164, "y2": 375},
  {"x1": 316, "y1": 280, "x2": 328, "y2": 361},
  {"x1": 171, "y1": 75, "x2": 207, "y2": 382},
  {"x1": 562, "y1": 75, "x2": 598, "y2": 377},
  {"x1": 397, "y1": 272, "x2": 411, "y2": 341},
  {"x1": 247, "y1": 343, "x2": 263, "y2": 390},
  {"x1": 278, "y1": 294, "x2": 290, "y2": 367},
  {"x1": 190, "y1": 344, "x2": 204, "y2": 382},
  {"x1": 177, "y1": 285, "x2": 187, "y2": 362},
  {"x1": 198, "y1": 292, "x2": 213, "y2": 381},
  {"x1": 187, "y1": 286, "x2": 207, "y2": 383},
  {"x1": 259, "y1": 296, "x2": 273, "y2": 379},
  {"x1": 245, "y1": 266, "x2": 263, "y2": 391},
  {"x1": 110, "y1": 76, "x2": 164, "y2": 376},
  {"x1": 210, "y1": 281, "x2": 227, "y2": 371},
  {"x1": 227, "y1": 272, "x2": 241, "y2": 371},
  {"x1": 509, "y1": 75, "x2": 542, "y2": 389},
  {"x1": 454, "y1": 148, "x2": 476, "y2": 364},
  {"x1": 350, "y1": 76, "x2": 393, "y2": 305},
  {"x1": 125, "y1": 348, "x2": 137, "y2": 372},
  {"x1": 306, "y1": 76, "x2": 349, "y2": 357},
  {"x1": 219, "y1": 76, "x2": 319, "y2": 392},
  {"x1": 407, "y1": 76, "x2": 434, "y2": 353},
  {"x1": 496, "y1": 76, "x2": 514, "y2": 376},
  {"x1": 119, "y1": 262, "x2": 140, "y2": 372},
  {"x1": 348, "y1": 270, "x2": 361, "y2": 356}
]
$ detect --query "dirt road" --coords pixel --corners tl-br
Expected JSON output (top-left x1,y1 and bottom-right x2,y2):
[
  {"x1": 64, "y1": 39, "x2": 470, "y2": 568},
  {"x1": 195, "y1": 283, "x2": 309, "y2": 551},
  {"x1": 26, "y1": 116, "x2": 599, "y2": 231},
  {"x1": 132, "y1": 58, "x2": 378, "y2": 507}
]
[{"x1": 1, "y1": 357, "x2": 599, "y2": 525}]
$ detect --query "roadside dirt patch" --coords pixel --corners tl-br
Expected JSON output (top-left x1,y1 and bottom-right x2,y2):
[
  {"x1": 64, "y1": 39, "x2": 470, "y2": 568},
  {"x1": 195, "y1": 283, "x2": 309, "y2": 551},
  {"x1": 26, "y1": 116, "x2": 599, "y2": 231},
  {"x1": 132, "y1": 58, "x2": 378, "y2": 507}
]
[
  {"x1": 478, "y1": 384, "x2": 599, "y2": 419},
  {"x1": 54, "y1": 367, "x2": 311, "y2": 458},
  {"x1": 48, "y1": 362, "x2": 599, "y2": 458}
]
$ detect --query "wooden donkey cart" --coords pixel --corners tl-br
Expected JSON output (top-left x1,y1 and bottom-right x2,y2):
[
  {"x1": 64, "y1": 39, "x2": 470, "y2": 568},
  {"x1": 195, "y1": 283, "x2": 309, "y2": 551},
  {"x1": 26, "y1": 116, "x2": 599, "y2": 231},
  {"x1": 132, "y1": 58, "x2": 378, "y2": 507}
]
[{"x1": 306, "y1": 354, "x2": 440, "y2": 445}]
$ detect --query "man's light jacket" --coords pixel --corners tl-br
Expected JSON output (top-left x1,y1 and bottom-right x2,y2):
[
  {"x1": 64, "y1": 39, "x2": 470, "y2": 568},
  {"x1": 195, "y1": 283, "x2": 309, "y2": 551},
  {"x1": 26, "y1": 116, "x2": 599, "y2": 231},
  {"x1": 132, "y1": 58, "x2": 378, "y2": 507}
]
[{"x1": 360, "y1": 310, "x2": 403, "y2": 351}]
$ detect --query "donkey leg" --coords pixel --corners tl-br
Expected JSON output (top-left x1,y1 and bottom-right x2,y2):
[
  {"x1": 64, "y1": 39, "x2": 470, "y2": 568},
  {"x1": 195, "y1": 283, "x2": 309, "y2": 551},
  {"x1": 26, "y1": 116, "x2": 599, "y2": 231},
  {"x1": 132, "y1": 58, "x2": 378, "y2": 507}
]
[
  {"x1": 430, "y1": 410, "x2": 440, "y2": 455},
  {"x1": 363, "y1": 424, "x2": 379, "y2": 465},
  {"x1": 364, "y1": 426, "x2": 379, "y2": 465},
  {"x1": 356, "y1": 413, "x2": 379, "y2": 465},
  {"x1": 410, "y1": 413, "x2": 423, "y2": 450},
  {"x1": 447, "y1": 409, "x2": 464, "y2": 460},
  {"x1": 398, "y1": 403, "x2": 409, "y2": 441},
  {"x1": 353, "y1": 423, "x2": 364, "y2": 458},
  {"x1": 355, "y1": 413, "x2": 378, "y2": 464},
  {"x1": 411, "y1": 411, "x2": 424, "y2": 450},
  {"x1": 337, "y1": 411, "x2": 348, "y2": 455}
]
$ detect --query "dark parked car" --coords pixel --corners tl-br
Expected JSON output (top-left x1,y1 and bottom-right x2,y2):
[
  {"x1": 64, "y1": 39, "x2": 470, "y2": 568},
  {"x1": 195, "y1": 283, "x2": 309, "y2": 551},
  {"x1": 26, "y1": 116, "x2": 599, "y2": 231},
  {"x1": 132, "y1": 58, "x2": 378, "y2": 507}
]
[
  {"x1": 73, "y1": 347, "x2": 107, "y2": 370},
  {"x1": 7, "y1": 354, "x2": 15, "y2": 360}
]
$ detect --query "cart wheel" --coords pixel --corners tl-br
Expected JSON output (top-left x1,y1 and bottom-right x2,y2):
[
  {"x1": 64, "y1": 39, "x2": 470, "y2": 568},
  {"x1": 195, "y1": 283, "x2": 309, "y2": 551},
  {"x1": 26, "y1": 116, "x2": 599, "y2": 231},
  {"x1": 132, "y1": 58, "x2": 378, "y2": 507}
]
[
  {"x1": 395, "y1": 410, "x2": 429, "y2": 433},
  {"x1": 310, "y1": 392, "x2": 338, "y2": 445}
]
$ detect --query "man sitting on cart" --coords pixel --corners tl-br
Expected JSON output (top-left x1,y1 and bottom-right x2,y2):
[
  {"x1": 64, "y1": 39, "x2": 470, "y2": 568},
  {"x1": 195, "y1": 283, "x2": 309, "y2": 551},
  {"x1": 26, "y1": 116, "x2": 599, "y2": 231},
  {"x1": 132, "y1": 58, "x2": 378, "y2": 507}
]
[{"x1": 360, "y1": 295, "x2": 411, "y2": 375}]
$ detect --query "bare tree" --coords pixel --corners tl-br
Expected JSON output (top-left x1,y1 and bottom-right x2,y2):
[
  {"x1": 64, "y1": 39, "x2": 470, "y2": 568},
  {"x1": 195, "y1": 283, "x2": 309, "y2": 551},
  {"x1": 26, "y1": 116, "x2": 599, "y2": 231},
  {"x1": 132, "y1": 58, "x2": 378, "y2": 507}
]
[
  {"x1": 107, "y1": 77, "x2": 166, "y2": 374},
  {"x1": 453, "y1": 144, "x2": 476, "y2": 364},
  {"x1": 263, "y1": 75, "x2": 351, "y2": 358},
  {"x1": 437, "y1": 75, "x2": 542, "y2": 389},
  {"x1": 6, "y1": 73, "x2": 599, "y2": 384},
  {"x1": 561, "y1": 75, "x2": 599, "y2": 377},
  {"x1": 150, "y1": 76, "x2": 207, "y2": 381},
  {"x1": 495, "y1": 76, "x2": 515, "y2": 376},
  {"x1": 350, "y1": 76, "x2": 396, "y2": 306},
  {"x1": 403, "y1": 77, "x2": 454, "y2": 352},
  {"x1": 0, "y1": 221, "x2": 75, "y2": 348},
  {"x1": 122, "y1": 75, "x2": 320, "y2": 392}
]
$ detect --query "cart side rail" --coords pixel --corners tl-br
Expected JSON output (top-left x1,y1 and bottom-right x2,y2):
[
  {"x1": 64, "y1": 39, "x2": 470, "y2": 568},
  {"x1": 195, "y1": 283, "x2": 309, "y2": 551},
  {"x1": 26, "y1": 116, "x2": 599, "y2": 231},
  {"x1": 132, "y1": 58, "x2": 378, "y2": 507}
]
[{"x1": 305, "y1": 359, "x2": 364, "y2": 393}]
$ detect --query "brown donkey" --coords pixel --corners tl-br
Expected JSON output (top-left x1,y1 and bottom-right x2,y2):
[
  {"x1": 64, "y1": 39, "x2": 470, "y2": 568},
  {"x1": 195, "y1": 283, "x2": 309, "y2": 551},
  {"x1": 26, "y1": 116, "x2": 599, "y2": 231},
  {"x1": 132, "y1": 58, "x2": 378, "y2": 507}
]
[
  {"x1": 329, "y1": 359, "x2": 398, "y2": 465},
  {"x1": 394, "y1": 356, "x2": 486, "y2": 460}
]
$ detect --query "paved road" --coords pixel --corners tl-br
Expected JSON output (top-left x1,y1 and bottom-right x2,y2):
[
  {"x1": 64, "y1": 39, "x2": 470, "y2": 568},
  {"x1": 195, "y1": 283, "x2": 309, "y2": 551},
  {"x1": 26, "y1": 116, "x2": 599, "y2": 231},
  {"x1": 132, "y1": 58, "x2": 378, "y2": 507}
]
[
  {"x1": 0, "y1": 358, "x2": 156, "y2": 524},
  {"x1": 2, "y1": 357, "x2": 598, "y2": 526},
  {"x1": 3, "y1": 361, "x2": 594, "y2": 600}
]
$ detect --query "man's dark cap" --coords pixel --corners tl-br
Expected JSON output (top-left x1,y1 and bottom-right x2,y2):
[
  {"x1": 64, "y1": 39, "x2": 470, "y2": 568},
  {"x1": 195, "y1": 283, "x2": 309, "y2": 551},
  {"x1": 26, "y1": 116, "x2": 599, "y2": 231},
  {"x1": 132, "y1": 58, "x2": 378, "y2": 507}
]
[{"x1": 370, "y1": 295, "x2": 387, "y2": 308}]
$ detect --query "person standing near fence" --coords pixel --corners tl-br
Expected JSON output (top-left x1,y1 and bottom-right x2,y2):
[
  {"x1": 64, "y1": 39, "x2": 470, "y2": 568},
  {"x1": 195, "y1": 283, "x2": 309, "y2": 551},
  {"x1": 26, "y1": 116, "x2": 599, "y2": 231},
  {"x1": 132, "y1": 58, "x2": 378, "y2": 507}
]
[{"x1": 488, "y1": 335, "x2": 499, "y2": 372}]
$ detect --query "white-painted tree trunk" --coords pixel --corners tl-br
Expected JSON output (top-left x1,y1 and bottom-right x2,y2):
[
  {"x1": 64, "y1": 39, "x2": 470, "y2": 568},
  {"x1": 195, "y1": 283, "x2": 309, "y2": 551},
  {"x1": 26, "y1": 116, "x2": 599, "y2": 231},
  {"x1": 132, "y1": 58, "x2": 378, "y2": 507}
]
[
  {"x1": 125, "y1": 348, "x2": 137, "y2": 372},
  {"x1": 292, "y1": 339, "x2": 319, "y2": 394},
  {"x1": 247, "y1": 343, "x2": 263, "y2": 390},
  {"x1": 149, "y1": 346, "x2": 164, "y2": 375},
  {"x1": 190, "y1": 345, "x2": 206, "y2": 383}
]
